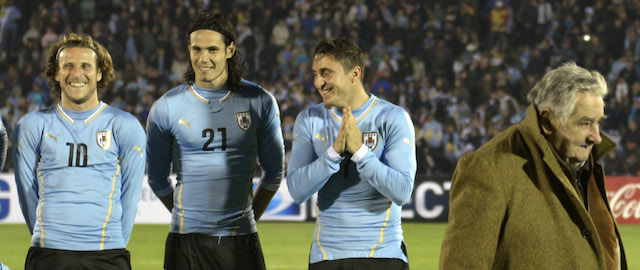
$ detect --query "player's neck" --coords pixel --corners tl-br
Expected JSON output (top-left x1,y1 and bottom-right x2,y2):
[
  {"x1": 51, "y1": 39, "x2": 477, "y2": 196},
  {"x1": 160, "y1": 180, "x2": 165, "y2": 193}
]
[
  {"x1": 342, "y1": 87, "x2": 370, "y2": 110},
  {"x1": 61, "y1": 96, "x2": 100, "y2": 111},
  {"x1": 195, "y1": 71, "x2": 228, "y2": 90}
]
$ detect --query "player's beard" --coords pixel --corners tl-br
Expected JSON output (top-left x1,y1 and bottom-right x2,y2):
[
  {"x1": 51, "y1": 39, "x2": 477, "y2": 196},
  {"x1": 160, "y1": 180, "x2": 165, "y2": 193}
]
[{"x1": 61, "y1": 84, "x2": 97, "y2": 106}]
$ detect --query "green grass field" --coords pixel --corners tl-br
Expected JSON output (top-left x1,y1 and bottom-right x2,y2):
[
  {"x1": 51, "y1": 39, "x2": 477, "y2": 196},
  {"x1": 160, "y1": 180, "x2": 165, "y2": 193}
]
[{"x1": 1, "y1": 222, "x2": 638, "y2": 269}]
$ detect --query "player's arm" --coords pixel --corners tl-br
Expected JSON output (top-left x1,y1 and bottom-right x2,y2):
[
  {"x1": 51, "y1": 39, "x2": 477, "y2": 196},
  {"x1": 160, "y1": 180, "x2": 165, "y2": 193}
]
[
  {"x1": 115, "y1": 114, "x2": 147, "y2": 245},
  {"x1": 146, "y1": 98, "x2": 175, "y2": 212},
  {"x1": 254, "y1": 92, "x2": 285, "y2": 220},
  {"x1": 12, "y1": 114, "x2": 42, "y2": 234},
  {"x1": 0, "y1": 119, "x2": 7, "y2": 172},
  {"x1": 349, "y1": 107, "x2": 416, "y2": 205},
  {"x1": 439, "y1": 153, "x2": 508, "y2": 269},
  {"x1": 286, "y1": 111, "x2": 343, "y2": 204}
]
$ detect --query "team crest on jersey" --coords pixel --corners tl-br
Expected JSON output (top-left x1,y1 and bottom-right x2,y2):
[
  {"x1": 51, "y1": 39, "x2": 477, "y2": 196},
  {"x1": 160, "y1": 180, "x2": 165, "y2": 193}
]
[
  {"x1": 236, "y1": 111, "x2": 251, "y2": 131},
  {"x1": 96, "y1": 131, "x2": 112, "y2": 150},
  {"x1": 363, "y1": 132, "x2": 378, "y2": 150}
]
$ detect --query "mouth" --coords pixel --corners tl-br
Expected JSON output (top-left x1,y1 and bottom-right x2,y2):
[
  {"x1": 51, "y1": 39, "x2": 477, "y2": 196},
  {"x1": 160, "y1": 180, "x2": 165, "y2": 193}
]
[
  {"x1": 198, "y1": 66, "x2": 213, "y2": 72},
  {"x1": 320, "y1": 86, "x2": 334, "y2": 95},
  {"x1": 69, "y1": 82, "x2": 87, "y2": 87}
]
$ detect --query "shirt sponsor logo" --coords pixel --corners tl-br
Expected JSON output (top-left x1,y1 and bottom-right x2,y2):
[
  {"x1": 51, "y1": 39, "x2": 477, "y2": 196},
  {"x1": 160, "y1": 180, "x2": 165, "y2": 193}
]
[
  {"x1": 236, "y1": 111, "x2": 251, "y2": 131},
  {"x1": 96, "y1": 130, "x2": 112, "y2": 150},
  {"x1": 363, "y1": 132, "x2": 378, "y2": 150}
]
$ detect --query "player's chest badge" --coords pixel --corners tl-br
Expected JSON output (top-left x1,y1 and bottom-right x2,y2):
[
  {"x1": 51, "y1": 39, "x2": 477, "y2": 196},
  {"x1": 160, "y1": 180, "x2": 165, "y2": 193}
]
[
  {"x1": 362, "y1": 132, "x2": 378, "y2": 150},
  {"x1": 236, "y1": 111, "x2": 251, "y2": 131},
  {"x1": 96, "y1": 130, "x2": 112, "y2": 150}
]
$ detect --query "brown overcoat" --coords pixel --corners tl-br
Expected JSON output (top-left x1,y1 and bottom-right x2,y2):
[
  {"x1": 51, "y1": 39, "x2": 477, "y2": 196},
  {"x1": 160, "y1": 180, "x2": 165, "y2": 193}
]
[{"x1": 439, "y1": 105, "x2": 627, "y2": 269}]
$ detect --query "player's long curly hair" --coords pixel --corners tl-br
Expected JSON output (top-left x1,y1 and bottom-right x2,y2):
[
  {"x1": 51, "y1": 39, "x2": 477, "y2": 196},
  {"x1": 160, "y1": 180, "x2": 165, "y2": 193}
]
[
  {"x1": 183, "y1": 13, "x2": 245, "y2": 92},
  {"x1": 44, "y1": 33, "x2": 115, "y2": 99},
  {"x1": 312, "y1": 37, "x2": 365, "y2": 82}
]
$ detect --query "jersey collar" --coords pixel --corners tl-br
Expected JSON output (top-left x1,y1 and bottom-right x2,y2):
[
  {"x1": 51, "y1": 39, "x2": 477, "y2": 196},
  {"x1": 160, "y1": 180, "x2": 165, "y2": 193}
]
[
  {"x1": 56, "y1": 102, "x2": 107, "y2": 124},
  {"x1": 330, "y1": 95, "x2": 378, "y2": 123}
]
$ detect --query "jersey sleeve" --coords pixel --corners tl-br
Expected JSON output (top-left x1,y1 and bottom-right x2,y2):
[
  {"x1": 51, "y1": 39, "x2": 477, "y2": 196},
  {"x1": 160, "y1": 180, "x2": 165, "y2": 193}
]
[
  {"x1": 0, "y1": 119, "x2": 7, "y2": 172},
  {"x1": 12, "y1": 113, "x2": 43, "y2": 234},
  {"x1": 146, "y1": 98, "x2": 174, "y2": 197},
  {"x1": 256, "y1": 91, "x2": 285, "y2": 191},
  {"x1": 114, "y1": 113, "x2": 146, "y2": 245},
  {"x1": 286, "y1": 111, "x2": 343, "y2": 204},
  {"x1": 354, "y1": 107, "x2": 416, "y2": 205}
]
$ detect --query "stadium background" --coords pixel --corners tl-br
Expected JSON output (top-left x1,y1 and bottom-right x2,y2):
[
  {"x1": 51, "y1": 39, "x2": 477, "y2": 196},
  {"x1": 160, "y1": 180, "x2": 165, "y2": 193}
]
[{"x1": 1, "y1": 0, "x2": 640, "y2": 269}]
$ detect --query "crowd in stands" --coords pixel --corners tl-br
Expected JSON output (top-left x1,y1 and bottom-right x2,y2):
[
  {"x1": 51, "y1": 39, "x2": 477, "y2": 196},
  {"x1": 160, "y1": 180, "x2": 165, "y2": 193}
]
[{"x1": 2, "y1": 0, "x2": 640, "y2": 177}]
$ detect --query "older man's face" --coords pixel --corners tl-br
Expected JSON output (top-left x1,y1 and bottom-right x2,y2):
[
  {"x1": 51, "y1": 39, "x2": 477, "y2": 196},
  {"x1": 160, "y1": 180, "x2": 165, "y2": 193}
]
[{"x1": 547, "y1": 92, "x2": 606, "y2": 168}]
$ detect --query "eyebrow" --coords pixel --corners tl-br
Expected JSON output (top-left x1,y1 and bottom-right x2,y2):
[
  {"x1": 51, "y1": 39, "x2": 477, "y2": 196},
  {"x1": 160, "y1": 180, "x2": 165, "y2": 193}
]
[
  {"x1": 62, "y1": 61, "x2": 94, "y2": 66},
  {"x1": 191, "y1": 45, "x2": 219, "y2": 50},
  {"x1": 313, "y1": 68, "x2": 332, "y2": 74},
  {"x1": 578, "y1": 115, "x2": 607, "y2": 122}
]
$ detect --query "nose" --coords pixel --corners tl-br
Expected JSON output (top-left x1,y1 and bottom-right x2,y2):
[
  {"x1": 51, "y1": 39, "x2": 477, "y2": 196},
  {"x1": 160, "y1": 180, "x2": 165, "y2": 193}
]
[
  {"x1": 314, "y1": 75, "x2": 324, "y2": 90},
  {"x1": 588, "y1": 124, "x2": 602, "y2": 145},
  {"x1": 198, "y1": 51, "x2": 209, "y2": 63},
  {"x1": 68, "y1": 65, "x2": 84, "y2": 77}
]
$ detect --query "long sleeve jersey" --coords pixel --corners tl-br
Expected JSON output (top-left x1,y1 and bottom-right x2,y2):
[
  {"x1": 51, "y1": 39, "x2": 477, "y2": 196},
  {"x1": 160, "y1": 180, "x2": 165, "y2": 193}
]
[
  {"x1": 0, "y1": 118, "x2": 7, "y2": 172},
  {"x1": 146, "y1": 80, "x2": 284, "y2": 236},
  {"x1": 287, "y1": 94, "x2": 416, "y2": 264},
  {"x1": 13, "y1": 102, "x2": 146, "y2": 251}
]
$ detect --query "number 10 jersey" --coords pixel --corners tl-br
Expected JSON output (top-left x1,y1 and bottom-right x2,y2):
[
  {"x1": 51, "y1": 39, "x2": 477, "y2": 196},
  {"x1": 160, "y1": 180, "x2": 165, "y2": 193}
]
[{"x1": 13, "y1": 102, "x2": 146, "y2": 251}]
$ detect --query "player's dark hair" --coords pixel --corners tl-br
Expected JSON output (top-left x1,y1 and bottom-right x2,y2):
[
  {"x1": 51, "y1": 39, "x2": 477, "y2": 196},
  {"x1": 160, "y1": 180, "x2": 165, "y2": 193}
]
[
  {"x1": 312, "y1": 37, "x2": 365, "y2": 81},
  {"x1": 183, "y1": 13, "x2": 245, "y2": 92},
  {"x1": 44, "y1": 33, "x2": 115, "y2": 100}
]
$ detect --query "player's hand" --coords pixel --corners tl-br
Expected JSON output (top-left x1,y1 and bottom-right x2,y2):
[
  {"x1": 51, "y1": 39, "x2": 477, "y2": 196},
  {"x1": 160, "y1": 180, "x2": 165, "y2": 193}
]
[
  {"x1": 344, "y1": 107, "x2": 363, "y2": 155},
  {"x1": 333, "y1": 113, "x2": 347, "y2": 154}
]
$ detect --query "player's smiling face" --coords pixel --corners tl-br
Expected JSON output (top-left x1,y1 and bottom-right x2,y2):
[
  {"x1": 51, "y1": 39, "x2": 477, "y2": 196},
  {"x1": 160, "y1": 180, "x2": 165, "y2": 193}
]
[
  {"x1": 55, "y1": 47, "x2": 102, "y2": 110},
  {"x1": 188, "y1": 29, "x2": 236, "y2": 89},
  {"x1": 312, "y1": 54, "x2": 354, "y2": 109}
]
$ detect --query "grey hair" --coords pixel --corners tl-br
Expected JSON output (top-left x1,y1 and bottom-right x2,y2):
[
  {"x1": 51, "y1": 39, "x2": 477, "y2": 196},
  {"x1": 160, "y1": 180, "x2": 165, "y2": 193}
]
[{"x1": 527, "y1": 62, "x2": 607, "y2": 124}]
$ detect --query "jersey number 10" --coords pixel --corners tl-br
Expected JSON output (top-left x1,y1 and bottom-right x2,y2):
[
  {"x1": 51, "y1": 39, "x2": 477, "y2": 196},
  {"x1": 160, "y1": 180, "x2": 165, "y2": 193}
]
[{"x1": 66, "y1": 142, "x2": 88, "y2": 167}]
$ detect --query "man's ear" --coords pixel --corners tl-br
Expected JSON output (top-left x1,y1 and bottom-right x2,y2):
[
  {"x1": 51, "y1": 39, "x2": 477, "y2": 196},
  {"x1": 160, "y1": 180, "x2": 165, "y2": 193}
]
[
  {"x1": 351, "y1": 66, "x2": 361, "y2": 83},
  {"x1": 226, "y1": 42, "x2": 236, "y2": 59},
  {"x1": 539, "y1": 109, "x2": 554, "y2": 135}
]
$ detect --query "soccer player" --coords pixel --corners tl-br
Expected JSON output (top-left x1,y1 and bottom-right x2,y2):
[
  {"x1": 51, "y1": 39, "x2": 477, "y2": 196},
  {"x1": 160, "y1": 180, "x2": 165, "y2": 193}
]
[
  {"x1": 12, "y1": 33, "x2": 146, "y2": 269},
  {"x1": 146, "y1": 13, "x2": 284, "y2": 270},
  {"x1": 287, "y1": 37, "x2": 416, "y2": 270},
  {"x1": 0, "y1": 119, "x2": 6, "y2": 172}
]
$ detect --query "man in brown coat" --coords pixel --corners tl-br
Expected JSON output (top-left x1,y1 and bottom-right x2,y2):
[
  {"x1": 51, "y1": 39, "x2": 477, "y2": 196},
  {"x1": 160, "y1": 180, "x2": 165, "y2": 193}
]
[{"x1": 440, "y1": 62, "x2": 627, "y2": 270}]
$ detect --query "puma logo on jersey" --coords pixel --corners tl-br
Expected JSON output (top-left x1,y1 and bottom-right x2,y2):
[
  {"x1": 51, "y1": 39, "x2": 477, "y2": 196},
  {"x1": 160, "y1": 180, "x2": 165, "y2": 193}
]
[
  {"x1": 15, "y1": 139, "x2": 23, "y2": 151},
  {"x1": 178, "y1": 119, "x2": 193, "y2": 129},
  {"x1": 402, "y1": 137, "x2": 413, "y2": 148},
  {"x1": 45, "y1": 133, "x2": 60, "y2": 142},
  {"x1": 315, "y1": 133, "x2": 327, "y2": 145},
  {"x1": 133, "y1": 145, "x2": 143, "y2": 158}
]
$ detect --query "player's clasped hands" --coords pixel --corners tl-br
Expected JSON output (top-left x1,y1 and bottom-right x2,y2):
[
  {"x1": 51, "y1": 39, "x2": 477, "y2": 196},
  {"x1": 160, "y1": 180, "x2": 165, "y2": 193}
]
[{"x1": 332, "y1": 107, "x2": 363, "y2": 155}]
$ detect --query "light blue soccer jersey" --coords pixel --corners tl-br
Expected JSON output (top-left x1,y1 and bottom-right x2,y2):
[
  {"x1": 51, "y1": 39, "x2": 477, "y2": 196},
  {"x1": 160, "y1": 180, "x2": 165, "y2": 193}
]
[
  {"x1": 287, "y1": 94, "x2": 416, "y2": 264},
  {"x1": 13, "y1": 102, "x2": 146, "y2": 251},
  {"x1": 0, "y1": 118, "x2": 7, "y2": 172},
  {"x1": 146, "y1": 80, "x2": 284, "y2": 236}
]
